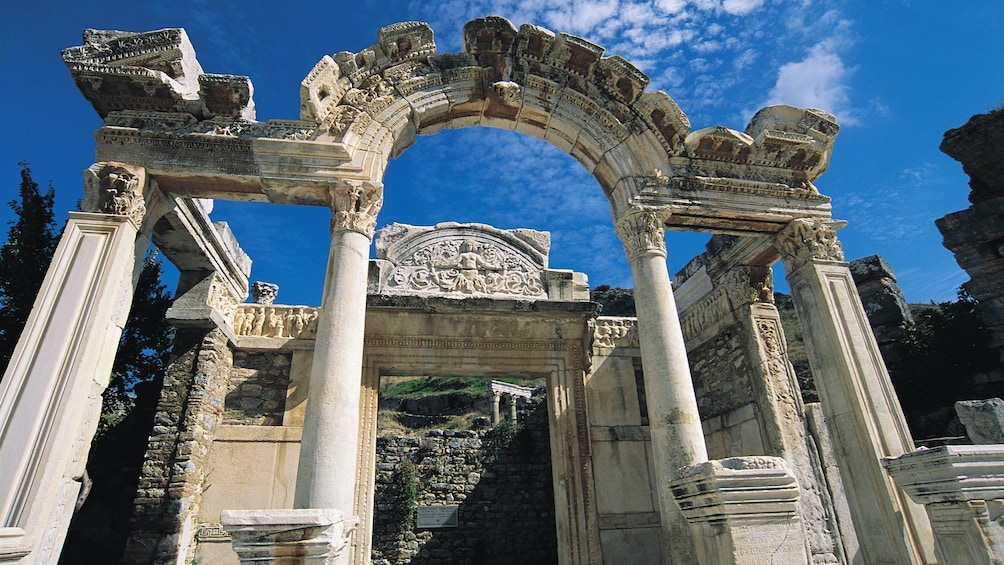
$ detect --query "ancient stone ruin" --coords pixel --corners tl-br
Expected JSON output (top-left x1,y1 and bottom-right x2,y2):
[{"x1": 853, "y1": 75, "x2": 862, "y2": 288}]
[{"x1": 2, "y1": 16, "x2": 1003, "y2": 565}]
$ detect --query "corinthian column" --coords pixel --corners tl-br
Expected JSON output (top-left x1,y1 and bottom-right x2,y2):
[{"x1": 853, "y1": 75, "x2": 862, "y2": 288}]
[
  {"x1": 776, "y1": 218, "x2": 934, "y2": 564},
  {"x1": 615, "y1": 209, "x2": 706, "y2": 564},
  {"x1": 287, "y1": 180, "x2": 380, "y2": 554},
  {"x1": 0, "y1": 163, "x2": 155, "y2": 564}
]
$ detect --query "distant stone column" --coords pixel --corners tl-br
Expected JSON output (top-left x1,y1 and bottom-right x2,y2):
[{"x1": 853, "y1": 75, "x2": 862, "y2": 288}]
[
  {"x1": 776, "y1": 218, "x2": 935, "y2": 564},
  {"x1": 0, "y1": 163, "x2": 159, "y2": 564},
  {"x1": 491, "y1": 392, "x2": 501, "y2": 424},
  {"x1": 509, "y1": 395, "x2": 518, "y2": 421},
  {"x1": 616, "y1": 209, "x2": 706, "y2": 563}
]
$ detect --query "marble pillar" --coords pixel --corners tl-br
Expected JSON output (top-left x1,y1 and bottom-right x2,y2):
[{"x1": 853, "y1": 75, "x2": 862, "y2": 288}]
[
  {"x1": 0, "y1": 163, "x2": 154, "y2": 564},
  {"x1": 491, "y1": 392, "x2": 501, "y2": 424},
  {"x1": 615, "y1": 209, "x2": 706, "y2": 564},
  {"x1": 776, "y1": 218, "x2": 935, "y2": 564},
  {"x1": 225, "y1": 180, "x2": 381, "y2": 565}
]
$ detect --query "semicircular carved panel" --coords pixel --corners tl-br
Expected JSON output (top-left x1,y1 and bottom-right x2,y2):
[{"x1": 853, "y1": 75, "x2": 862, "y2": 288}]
[{"x1": 373, "y1": 222, "x2": 550, "y2": 299}]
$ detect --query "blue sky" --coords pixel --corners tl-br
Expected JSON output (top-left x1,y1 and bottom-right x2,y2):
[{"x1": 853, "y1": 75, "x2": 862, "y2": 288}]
[{"x1": 1, "y1": 1, "x2": 1001, "y2": 307}]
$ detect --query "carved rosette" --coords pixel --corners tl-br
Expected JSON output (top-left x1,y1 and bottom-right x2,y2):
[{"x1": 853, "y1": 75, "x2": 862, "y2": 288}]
[
  {"x1": 615, "y1": 210, "x2": 667, "y2": 262},
  {"x1": 775, "y1": 218, "x2": 846, "y2": 273},
  {"x1": 81, "y1": 163, "x2": 147, "y2": 227},
  {"x1": 328, "y1": 180, "x2": 383, "y2": 237},
  {"x1": 721, "y1": 266, "x2": 774, "y2": 310}
]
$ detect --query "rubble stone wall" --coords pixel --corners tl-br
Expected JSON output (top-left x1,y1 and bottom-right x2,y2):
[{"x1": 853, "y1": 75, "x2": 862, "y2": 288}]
[{"x1": 371, "y1": 398, "x2": 557, "y2": 565}]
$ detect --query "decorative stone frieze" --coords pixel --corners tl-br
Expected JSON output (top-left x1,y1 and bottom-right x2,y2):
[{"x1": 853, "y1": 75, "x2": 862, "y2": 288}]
[
  {"x1": 328, "y1": 180, "x2": 383, "y2": 237},
  {"x1": 81, "y1": 162, "x2": 147, "y2": 227},
  {"x1": 615, "y1": 210, "x2": 666, "y2": 261},
  {"x1": 775, "y1": 218, "x2": 846, "y2": 273},
  {"x1": 593, "y1": 317, "x2": 639, "y2": 349},
  {"x1": 233, "y1": 305, "x2": 319, "y2": 339},
  {"x1": 371, "y1": 223, "x2": 558, "y2": 299}
]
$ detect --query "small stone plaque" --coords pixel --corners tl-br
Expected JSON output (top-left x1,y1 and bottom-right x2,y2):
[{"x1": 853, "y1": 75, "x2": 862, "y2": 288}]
[{"x1": 416, "y1": 505, "x2": 459, "y2": 528}]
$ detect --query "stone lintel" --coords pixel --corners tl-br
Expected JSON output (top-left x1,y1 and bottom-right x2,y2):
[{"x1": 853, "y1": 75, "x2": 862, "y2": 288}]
[
  {"x1": 221, "y1": 508, "x2": 358, "y2": 565},
  {"x1": 624, "y1": 179, "x2": 832, "y2": 236},
  {"x1": 883, "y1": 445, "x2": 1004, "y2": 504},
  {"x1": 671, "y1": 457, "x2": 807, "y2": 565}
]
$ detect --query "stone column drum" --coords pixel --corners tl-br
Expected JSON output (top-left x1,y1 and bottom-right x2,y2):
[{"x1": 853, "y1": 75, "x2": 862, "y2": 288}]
[
  {"x1": 776, "y1": 218, "x2": 935, "y2": 564},
  {"x1": 616, "y1": 209, "x2": 707, "y2": 563}
]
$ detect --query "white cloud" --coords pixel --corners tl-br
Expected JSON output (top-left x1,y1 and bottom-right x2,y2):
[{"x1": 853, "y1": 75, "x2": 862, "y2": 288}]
[
  {"x1": 765, "y1": 42, "x2": 853, "y2": 121},
  {"x1": 722, "y1": 0, "x2": 764, "y2": 16}
]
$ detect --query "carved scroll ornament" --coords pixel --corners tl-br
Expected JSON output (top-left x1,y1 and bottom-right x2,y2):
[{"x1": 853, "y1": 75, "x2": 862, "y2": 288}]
[
  {"x1": 387, "y1": 238, "x2": 545, "y2": 297},
  {"x1": 615, "y1": 210, "x2": 667, "y2": 261},
  {"x1": 720, "y1": 266, "x2": 774, "y2": 309},
  {"x1": 328, "y1": 180, "x2": 383, "y2": 237},
  {"x1": 775, "y1": 218, "x2": 845, "y2": 272},
  {"x1": 81, "y1": 163, "x2": 147, "y2": 227}
]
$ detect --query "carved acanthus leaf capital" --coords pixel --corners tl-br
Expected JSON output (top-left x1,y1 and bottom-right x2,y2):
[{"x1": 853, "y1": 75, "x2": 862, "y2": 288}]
[
  {"x1": 81, "y1": 163, "x2": 147, "y2": 227},
  {"x1": 775, "y1": 218, "x2": 846, "y2": 272},
  {"x1": 615, "y1": 210, "x2": 667, "y2": 261},
  {"x1": 721, "y1": 266, "x2": 774, "y2": 309},
  {"x1": 328, "y1": 180, "x2": 383, "y2": 237}
]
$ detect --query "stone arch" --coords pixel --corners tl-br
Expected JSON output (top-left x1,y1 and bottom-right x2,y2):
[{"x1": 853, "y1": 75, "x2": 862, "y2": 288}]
[{"x1": 297, "y1": 16, "x2": 837, "y2": 225}]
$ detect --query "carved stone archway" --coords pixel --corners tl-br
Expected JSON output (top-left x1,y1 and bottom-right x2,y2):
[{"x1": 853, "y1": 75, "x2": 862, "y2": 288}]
[{"x1": 0, "y1": 16, "x2": 937, "y2": 565}]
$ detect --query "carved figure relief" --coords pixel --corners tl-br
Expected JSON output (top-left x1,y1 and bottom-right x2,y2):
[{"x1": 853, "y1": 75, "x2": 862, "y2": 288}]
[
  {"x1": 234, "y1": 305, "x2": 319, "y2": 339},
  {"x1": 387, "y1": 238, "x2": 544, "y2": 297},
  {"x1": 593, "y1": 318, "x2": 639, "y2": 349}
]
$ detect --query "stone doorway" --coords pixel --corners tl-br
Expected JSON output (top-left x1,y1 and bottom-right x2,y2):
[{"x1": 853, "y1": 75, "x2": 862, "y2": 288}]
[{"x1": 371, "y1": 375, "x2": 557, "y2": 565}]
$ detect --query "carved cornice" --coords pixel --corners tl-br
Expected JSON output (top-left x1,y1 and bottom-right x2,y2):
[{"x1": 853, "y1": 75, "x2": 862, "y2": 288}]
[
  {"x1": 615, "y1": 210, "x2": 666, "y2": 261},
  {"x1": 775, "y1": 218, "x2": 846, "y2": 273},
  {"x1": 328, "y1": 180, "x2": 383, "y2": 237},
  {"x1": 81, "y1": 162, "x2": 147, "y2": 227}
]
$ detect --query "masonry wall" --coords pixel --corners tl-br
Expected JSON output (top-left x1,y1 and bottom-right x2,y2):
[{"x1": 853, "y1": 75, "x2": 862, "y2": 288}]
[{"x1": 371, "y1": 396, "x2": 557, "y2": 565}]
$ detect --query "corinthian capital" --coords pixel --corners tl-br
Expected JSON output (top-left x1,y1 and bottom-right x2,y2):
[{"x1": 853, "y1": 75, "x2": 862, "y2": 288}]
[
  {"x1": 81, "y1": 162, "x2": 147, "y2": 228},
  {"x1": 328, "y1": 180, "x2": 383, "y2": 237},
  {"x1": 615, "y1": 210, "x2": 667, "y2": 261},
  {"x1": 720, "y1": 265, "x2": 774, "y2": 309},
  {"x1": 775, "y1": 218, "x2": 846, "y2": 272}
]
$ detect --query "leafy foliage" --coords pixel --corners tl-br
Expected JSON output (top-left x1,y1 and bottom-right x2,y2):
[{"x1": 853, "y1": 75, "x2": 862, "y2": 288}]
[
  {"x1": 482, "y1": 418, "x2": 527, "y2": 462},
  {"x1": 0, "y1": 163, "x2": 58, "y2": 376},
  {"x1": 591, "y1": 285, "x2": 636, "y2": 316},
  {"x1": 893, "y1": 288, "x2": 998, "y2": 412},
  {"x1": 390, "y1": 459, "x2": 418, "y2": 530},
  {"x1": 99, "y1": 252, "x2": 174, "y2": 433}
]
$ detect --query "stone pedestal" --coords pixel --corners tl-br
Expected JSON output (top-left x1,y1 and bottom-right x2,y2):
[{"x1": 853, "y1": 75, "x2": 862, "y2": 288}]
[
  {"x1": 671, "y1": 457, "x2": 807, "y2": 565},
  {"x1": 884, "y1": 445, "x2": 1004, "y2": 565},
  {"x1": 221, "y1": 509, "x2": 358, "y2": 564}
]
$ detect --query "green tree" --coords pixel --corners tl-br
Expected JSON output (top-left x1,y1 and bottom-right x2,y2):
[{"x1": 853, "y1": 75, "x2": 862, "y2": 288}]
[
  {"x1": 99, "y1": 251, "x2": 174, "y2": 432},
  {"x1": 0, "y1": 163, "x2": 59, "y2": 376},
  {"x1": 894, "y1": 288, "x2": 998, "y2": 414}
]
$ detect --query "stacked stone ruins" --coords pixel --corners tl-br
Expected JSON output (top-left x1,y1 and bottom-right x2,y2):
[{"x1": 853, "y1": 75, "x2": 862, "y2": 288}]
[{"x1": 1, "y1": 15, "x2": 1001, "y2": 565}]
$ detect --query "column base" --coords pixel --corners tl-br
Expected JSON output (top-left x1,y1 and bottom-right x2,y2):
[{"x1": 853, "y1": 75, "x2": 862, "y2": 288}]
[
  {"x1": 220, "y1": 509, "x2": 358, "y2": 565},
  {"x1": 883, "y1": 445, "x2": 1004, "y2": 565},
  {"x1": 670, "y1": 456, "x2": 808, "y2": 565}
]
